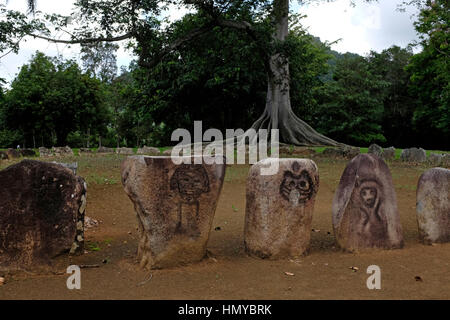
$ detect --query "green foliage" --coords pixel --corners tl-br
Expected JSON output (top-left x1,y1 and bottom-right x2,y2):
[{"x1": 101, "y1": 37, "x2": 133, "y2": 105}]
[
  {"x1": 314, "y1": 53, "x2": 389, "y2": 146},
  {"x1": 368, "y1": 46, "x2": 418, "y2": 147},
  {"x1": 288, "y1": 15, "x2": 334, "y2": 124},
  {"x1": 66, "y1": 131, "x2": 86, "y2": 148},
  {"x1": 1, "y1": 52, "x2": 109, "y2": 147},
  {"x1": 0, "y1": 4, "x2": 47, "y2": 56},
  {"x1": 406, "y1": 0, "x2": 449, "y2": 149},
  {"x1": 124, "y1": 11, "x2": 268, "y2": 146}
]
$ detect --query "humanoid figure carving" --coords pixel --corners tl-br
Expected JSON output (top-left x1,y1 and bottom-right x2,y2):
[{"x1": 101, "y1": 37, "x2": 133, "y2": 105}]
[{"x1": 170, "y1": 165, "x2": 210, "y2": 234}]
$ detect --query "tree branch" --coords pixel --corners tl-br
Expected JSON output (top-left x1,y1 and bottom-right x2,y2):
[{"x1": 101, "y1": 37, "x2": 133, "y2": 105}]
[
  {"x1": 216, "y1": 19, "x2": 252, "y2": 31},
  {"x1": 27, "y1": 32, "x2": 134, "y2": 44},
  {"x1": 138, "y1": 25, "x2": 213, "y2": 68}
]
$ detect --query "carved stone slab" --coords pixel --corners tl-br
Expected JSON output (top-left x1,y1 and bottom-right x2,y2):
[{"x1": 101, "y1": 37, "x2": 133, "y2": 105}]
[
  {"x1": 332, "y1": 154, "x2": 403, "y2": 251},
  {"x1": 244, "y1": 158, "x2": 319, "y2": 259},
  {"x1": 121, "y1": 156, "x2": 226, "y2": 269},
  {"x1": 0, "y1": 160, "x2": 86, "y2": 271},
  {"x1": 416, "y1": 167, "x2": 450, "y2": 244}
]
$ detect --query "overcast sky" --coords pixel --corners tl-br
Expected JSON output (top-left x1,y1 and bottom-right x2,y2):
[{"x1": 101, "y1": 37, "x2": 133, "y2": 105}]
[{"x1": 0, "y1": 0, "x2": 419, "y2": 85}]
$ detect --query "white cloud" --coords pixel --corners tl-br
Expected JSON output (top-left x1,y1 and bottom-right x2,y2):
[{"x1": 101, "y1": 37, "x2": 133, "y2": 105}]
[{"x1": 296, "y1": 0, "x2": 419, "y2": 55}]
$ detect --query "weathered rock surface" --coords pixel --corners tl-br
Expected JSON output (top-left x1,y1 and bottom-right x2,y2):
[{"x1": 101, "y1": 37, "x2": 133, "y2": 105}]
[
  {"x1": 279, "y1": 145, "x2": 294, "y2": 155},
  {"x1": 342, "y1": 147, "x2": 360, "y2": 160},
  {"x1": 84, "y1": 216, "x2": 99, "y2": 229},
  {"x1": 244, "y1": 158, "x2": 319, "y2": 259},
  {"x1": 121, "y1": 156, "x2": 226, "y2": 269},
  {"x1": 97, "y1": 146, "x2": 114, "y2": 153},
  {"x1": 368, "y1": 144, "x2": 383, "y2": 158},
  {"x1": 292, "y1": 147, "x2": 317, "y2": 157},
  {"x1": 0, "y1": 160, "x2": 86, "y2": 271},
  {"x1": 416, "y1": 168, "x2": 450, "y2": 244},
  {"x1": 277, "y1": 146, "x2": 317, "y2": 157},
  {"x1": 116, "y1": 147, "x2": 134, "y2": 155},
  {"x1": 443, "y1": 154, "x2": 450, "y2": 167},
  {"x1": 322, "y1": 148, "x2": 343, "y2": 158},
  {"x1": 52, "y1": 146, "x2": 74, "y2": 157},
  {"x1": 401, "y1": 147, "x2": 426, "y2": 163},
  {"x1": 6, "y1": 148, "x2": 21, "y2": 159},
  {"x1": 19, "y1": 149, "x2": 36, "y2": 157},
  {"x1": 383, "y1": 147, "x2": 396, "y2": 160},
  {"x1": 38, "y1": 147, "x2": 53, "y2": 157},
  {"x1": 332, "y1": 154, "x2": 403, "y2": 251},
  {"x1": 321, "y1": 147, "x2": 359, "y2": 160},
  {"x1": 137, "y1": 146, "x2": 160, "y2": 155},
  {"x1": 428, "y1": 153, "x2": 444, "y2": 166}
]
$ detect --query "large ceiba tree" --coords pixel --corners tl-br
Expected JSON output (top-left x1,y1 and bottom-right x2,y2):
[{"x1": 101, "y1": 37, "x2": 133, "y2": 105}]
[{"x1": 12, "y1": 0, "x2": 375, "y2": 146}]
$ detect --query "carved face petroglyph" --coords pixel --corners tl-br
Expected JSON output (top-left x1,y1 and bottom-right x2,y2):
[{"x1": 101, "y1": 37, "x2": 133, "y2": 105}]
[
  {"x1": 360, "y1": 186, "x2": 378, "y2": 208},
  {"x1": 170, "y1": 165, "x2": 210, "y2": 204},
  {"x1": 280, "y1": 162, "x2": 315, "y2": 205},
  {"x1": 357, "y1": 180, "x2": 380, "y2": 209}
]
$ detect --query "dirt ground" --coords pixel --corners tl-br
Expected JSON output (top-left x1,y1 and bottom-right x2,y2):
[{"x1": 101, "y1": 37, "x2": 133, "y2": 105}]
[{"x1": 0, "y1": 154, "x2": 449, "y2": 300}]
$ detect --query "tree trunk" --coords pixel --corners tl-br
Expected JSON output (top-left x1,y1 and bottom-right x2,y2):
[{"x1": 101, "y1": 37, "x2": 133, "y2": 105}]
[{"x1": 249, "y1": 0, "x2": 340, "y2": 147}]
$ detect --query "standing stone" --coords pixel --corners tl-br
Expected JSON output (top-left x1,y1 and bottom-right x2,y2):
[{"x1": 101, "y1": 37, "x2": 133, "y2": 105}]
[
  {"x1": 322, "y1": 148, "x2": 344, "y2": 158},
  {"x1": 121, "y1": 156, "x2": 226, "y2": 269},
  {"x1": 137, "y1": 146, "x2": 160, "y2": 155},
  {"x1": 442, "y1": 154, "x2": 450, "y2": 167},
  {"x1": 52, "y1": 146, "x2": 74, "y2": 157},
  {"x1": 401, "y1": 147, "x2": 427, "y2": 162},
  {"x1": 19, "y1": 149, "x2": 36, "y2": 157},
  {"x1": 116, "y1": 147, "x2": 134, "y2": 155},
  {"x1": 383, "y1": 147, "x2": 396, "y2": 160},
  {"x1": 39, "y1": 147, "x2": 53, "y2": 157},
  {"x1": 428, "y1": 153, "x2": 443, "y2": 166},
  {"x1": 332, "y1": 154, "x2": 403, "y2": 251},
  {"x1": 342, "y1": 146, "x2": 360, "y2": 160},
  {"x1": 368, "y1": 144, "x2": 383, "y2": 158},
  {"x1": 6, "y1": 148, "x2": 21, "y2": 159},
  {"x1": 416, "y1": 168, "x2": 450, "y2": 244},
  {"x1": 0, "y1": 160, "x2": 86, "y2": 271},
  {"x1": 97, "y1": 146, "x2": 114, "y2": 153},
  {"x1": 245, "y1": 159, "x2": 319, "y2": 259},
  {"x1": 279, "y1": 145, "x2": 294, "y2": 155}
]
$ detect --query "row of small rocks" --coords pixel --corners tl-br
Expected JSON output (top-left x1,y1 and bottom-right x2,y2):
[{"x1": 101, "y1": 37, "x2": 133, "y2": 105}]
[
  {"x1": 3, "y1": 144, "x2": 449, "y2": 167},
  {"x1": 0, "y1": 148, "x2": 36, "y2": 160},
  {"x1": 368, "y1": 144, "x2": 450, "y2": 166},
  {"x1": 38, "y1": 145, "x2": 165, "y2": 157}
]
